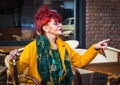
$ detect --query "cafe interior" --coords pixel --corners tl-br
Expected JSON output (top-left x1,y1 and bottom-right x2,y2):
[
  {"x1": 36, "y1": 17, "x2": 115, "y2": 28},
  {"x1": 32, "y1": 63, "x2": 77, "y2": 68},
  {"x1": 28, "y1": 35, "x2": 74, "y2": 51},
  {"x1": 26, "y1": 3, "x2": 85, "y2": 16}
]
[{"x1": 0, "y1": 0, "x2": 120, "y2": 85}]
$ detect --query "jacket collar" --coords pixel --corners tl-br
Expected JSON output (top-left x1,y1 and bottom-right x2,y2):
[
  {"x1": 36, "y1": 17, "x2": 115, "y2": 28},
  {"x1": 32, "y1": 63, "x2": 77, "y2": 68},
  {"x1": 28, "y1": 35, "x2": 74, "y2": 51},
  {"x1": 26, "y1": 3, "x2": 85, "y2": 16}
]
[{"x1": 56, "y1": 37, "x2": 66, "y2": 62}]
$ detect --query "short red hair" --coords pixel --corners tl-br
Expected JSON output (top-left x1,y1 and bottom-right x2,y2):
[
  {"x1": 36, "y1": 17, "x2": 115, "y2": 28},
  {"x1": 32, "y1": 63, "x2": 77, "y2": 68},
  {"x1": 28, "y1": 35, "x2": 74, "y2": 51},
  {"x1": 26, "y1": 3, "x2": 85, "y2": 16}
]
[{"x1": 34, "y1": 5, "x2": 62, "y2": 34}]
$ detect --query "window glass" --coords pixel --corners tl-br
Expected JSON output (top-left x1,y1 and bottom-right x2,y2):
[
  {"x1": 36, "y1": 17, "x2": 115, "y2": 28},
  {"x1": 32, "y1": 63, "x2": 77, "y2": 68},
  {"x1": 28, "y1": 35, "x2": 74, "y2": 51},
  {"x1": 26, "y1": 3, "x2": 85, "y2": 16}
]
[{"x1": 0, "y1": 0, "x2": 75, "y2": 43}]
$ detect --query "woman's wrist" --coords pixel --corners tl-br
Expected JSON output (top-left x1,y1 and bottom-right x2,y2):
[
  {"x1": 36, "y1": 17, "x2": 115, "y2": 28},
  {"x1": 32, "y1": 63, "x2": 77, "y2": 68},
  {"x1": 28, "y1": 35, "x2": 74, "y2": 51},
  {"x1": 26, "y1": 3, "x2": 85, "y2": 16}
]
[{"x1": 93, "y1": 44, "x2": 100, "y2": 50}]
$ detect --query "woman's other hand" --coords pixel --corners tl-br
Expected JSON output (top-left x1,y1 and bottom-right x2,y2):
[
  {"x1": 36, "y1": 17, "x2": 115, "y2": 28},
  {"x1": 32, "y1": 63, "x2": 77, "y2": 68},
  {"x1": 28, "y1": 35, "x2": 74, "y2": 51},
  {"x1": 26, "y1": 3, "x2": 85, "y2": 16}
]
[{"x1": 94, "y1": 39, "x2": 110, "y2": 50}]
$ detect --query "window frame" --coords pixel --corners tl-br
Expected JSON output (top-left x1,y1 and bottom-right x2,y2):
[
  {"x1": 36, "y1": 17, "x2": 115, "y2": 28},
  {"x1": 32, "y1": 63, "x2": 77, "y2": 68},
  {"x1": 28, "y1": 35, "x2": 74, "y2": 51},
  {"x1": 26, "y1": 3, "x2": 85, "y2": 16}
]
[{"x1": 74, "y1": 0, "x2": 86, "y2": 48}]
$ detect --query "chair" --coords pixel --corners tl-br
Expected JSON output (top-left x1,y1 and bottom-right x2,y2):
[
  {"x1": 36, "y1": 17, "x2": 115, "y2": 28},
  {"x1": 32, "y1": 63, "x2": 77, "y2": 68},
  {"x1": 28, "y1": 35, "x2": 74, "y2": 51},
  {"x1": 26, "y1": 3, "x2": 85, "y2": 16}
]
[
  {"x1": 104, "y1": 46, "x2": 120, "y2": 62},
  {"x1": 74, "y1": 48, "x2": 109, "y2": 85},
  {"x1": 65, "y1": 40, "x2": 79, "y2": 49},
  {"x1": 4, "y1": 48, "x2": 41, "y2": 85},
  {"x1": 0, "y1": 49, "x2": 13, "y2": 85}
]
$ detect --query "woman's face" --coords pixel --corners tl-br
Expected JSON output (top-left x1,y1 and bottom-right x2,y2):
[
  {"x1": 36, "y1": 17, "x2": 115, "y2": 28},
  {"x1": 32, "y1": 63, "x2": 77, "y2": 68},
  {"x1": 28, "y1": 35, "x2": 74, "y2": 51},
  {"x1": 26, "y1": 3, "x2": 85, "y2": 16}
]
[{"x1": 45, "y1": 18, "x2": 62, "y2": 36}]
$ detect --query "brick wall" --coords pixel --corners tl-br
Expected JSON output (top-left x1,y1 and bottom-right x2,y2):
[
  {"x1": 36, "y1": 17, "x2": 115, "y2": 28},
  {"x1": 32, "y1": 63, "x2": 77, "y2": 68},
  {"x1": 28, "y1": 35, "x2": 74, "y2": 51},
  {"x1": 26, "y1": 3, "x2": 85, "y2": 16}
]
[{"x1": 86, "y1": 0, "x2": 120, "y2": 49}]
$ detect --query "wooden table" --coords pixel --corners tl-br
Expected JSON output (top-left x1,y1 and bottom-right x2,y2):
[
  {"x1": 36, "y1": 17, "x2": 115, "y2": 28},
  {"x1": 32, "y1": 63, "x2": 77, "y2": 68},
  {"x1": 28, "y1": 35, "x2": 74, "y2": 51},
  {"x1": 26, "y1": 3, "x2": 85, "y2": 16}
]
[
  {"x1": 0, "y1": 65, "x2": 7, "y2": 85},
  {"x1": 84, "y1": 62, "x2": 120, "y2": 85}
]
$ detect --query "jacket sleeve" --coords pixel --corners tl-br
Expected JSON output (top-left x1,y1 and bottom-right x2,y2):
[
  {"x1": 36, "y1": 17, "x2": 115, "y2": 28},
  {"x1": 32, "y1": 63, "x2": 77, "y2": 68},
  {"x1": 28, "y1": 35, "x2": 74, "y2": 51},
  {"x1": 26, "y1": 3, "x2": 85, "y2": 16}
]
[
  {"x1": 66, "y1": 43, "x2": 99, "y2": 68},
  {"x1": 9, "y1": 41, "x2": 36, "y2": 74}
]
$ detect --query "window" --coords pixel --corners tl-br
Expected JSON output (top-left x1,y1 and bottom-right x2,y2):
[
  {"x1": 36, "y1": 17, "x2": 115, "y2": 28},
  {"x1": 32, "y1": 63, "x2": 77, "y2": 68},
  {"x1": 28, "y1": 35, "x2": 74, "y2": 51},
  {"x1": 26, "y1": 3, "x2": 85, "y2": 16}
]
[{"x1": 0, "y1": 0, "x2": 86, "y2": 48}]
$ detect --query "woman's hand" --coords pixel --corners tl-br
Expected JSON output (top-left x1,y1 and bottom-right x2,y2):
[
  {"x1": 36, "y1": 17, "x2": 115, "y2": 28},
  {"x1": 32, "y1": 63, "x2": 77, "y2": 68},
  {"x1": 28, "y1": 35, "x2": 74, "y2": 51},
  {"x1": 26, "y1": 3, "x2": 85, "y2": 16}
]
[
  {"x1": 9, "y1": 49, "x2": 21, "y2": 60},
  {"x1": 94, "y1": 39, "x2": 110, "y2": 50}
]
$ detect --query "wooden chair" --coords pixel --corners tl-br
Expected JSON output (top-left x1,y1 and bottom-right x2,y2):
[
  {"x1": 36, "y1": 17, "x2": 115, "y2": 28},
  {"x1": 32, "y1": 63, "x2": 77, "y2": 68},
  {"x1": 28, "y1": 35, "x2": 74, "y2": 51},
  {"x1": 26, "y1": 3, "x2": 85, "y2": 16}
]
[{"x1": 4, "y1": 49, "x2": 41, "y2": 85}]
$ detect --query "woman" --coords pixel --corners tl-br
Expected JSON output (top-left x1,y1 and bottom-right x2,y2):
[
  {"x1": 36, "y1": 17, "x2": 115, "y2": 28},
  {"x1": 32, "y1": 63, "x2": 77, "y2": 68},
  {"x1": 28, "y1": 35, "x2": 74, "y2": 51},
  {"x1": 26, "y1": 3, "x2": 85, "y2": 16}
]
[{"x1": 9, "y1": 5, "x2": 110, "y2": 85}]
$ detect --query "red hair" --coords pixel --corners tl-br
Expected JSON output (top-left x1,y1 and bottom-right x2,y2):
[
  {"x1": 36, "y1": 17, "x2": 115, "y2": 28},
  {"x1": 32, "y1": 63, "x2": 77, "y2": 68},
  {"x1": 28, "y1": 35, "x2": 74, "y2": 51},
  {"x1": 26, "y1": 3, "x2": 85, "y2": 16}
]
[{"x1": 34, "y1": 5, "x2": 62, "y2": 34}]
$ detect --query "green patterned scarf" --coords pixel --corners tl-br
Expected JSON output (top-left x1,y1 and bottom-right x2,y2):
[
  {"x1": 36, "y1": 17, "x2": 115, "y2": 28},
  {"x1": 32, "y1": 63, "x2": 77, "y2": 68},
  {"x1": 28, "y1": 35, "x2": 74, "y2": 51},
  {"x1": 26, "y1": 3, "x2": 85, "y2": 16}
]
[{"x1": 36, "y1": 35, "x2": 73, "y2": 85}]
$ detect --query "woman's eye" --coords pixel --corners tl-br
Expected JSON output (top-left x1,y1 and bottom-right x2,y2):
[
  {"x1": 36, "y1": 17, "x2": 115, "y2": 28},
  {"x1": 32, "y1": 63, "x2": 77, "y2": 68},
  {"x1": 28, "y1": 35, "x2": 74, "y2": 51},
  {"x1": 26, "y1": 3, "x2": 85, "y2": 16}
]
[{"x1": 53, "y1": 23, "x2": 58, "y2": 25}]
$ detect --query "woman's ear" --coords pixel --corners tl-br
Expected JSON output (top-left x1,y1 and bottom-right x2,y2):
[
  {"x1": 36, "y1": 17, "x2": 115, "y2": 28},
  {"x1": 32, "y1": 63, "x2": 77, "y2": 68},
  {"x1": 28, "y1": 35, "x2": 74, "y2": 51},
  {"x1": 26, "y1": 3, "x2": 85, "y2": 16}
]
[{"x1": 42, "y1": 25, "x2": 49, "y2": 33}]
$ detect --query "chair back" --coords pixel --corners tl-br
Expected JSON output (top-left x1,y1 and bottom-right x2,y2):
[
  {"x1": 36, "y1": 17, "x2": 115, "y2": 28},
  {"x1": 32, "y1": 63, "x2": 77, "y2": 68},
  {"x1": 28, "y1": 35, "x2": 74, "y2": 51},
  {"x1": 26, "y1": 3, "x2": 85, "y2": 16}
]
[
  {"x1": 65, "y1": 40, "x2": 79, "y2": 49},
  {"x1": 105, "y1": 46, "x2": 120, "y2": 62},
  {"x1": 4, "y1": 55, "x2": 11, "y2": 69}
]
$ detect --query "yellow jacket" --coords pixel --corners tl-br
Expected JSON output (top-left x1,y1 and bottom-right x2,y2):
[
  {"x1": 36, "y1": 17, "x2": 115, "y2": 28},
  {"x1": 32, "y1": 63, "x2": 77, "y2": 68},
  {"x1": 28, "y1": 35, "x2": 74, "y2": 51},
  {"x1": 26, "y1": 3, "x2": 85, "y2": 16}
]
[{"x1": 9, "y1": 37, "x2": 99, "y2": 84}]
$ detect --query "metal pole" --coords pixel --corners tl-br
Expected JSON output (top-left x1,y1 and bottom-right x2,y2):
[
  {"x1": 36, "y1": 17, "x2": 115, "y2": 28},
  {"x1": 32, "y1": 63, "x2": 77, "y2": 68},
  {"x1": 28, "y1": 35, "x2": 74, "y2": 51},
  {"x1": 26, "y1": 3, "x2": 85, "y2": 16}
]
[
  {"x1": 12, "y1": 48, "x2": 24, "y2": 85},
  {"x1": 12, "y1": 59, "x2": 19, "y2": 85}
]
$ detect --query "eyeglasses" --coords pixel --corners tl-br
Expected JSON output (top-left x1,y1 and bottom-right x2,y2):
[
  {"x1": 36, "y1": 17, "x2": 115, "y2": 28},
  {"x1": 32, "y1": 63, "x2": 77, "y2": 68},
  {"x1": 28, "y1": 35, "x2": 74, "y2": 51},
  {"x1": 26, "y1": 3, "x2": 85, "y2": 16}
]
[{"x1": 53, "y1": 22, "x2": 62, "y2": 27}]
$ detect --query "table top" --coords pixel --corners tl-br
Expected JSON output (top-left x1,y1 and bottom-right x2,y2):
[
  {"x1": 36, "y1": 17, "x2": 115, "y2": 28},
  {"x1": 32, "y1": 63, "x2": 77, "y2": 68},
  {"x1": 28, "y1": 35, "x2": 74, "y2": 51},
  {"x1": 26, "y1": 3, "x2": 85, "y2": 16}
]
[
  {"x1": 84, "y1": 62, "x2": 120, "y2": 77},
  {"x1": 0, "y1": 65, "x2": 7, "y2": 75}
]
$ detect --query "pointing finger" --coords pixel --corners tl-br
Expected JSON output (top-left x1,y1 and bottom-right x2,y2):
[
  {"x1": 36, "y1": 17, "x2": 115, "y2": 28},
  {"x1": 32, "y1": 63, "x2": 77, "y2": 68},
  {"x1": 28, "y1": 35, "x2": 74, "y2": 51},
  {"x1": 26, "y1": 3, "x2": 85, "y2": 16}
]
[{"x1": 100, "y1": 39, "x2": 110, "y2": 44}]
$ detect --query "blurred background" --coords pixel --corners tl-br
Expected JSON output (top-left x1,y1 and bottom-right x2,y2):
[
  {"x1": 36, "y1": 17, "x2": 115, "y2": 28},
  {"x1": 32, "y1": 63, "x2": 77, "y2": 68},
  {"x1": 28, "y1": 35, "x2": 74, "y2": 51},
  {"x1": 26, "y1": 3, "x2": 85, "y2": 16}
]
[{"x1": 0, "y1": 0, "x2": 120, "y2": 49}]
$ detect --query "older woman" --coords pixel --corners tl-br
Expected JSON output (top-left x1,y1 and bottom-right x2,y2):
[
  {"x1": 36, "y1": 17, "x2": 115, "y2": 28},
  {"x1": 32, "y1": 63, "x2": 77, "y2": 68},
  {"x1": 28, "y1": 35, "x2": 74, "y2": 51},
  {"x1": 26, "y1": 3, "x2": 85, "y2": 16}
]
[{"x1": 9, "y1": 5, "x2": 110, "y2": 85}]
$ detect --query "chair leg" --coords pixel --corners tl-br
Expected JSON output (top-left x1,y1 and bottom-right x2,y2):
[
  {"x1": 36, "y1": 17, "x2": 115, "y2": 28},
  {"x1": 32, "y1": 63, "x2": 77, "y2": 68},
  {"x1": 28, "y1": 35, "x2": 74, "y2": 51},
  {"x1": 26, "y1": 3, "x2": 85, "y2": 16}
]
[
  {"x1": 72, "y1": 66, "x2": 82, "y2": 85},
  {"x1": 6, "y1": 71, "x2": 15, "y2": 85},
  {"x1": 90, "y1": 73, "x2": 94, "y2": 85}
]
